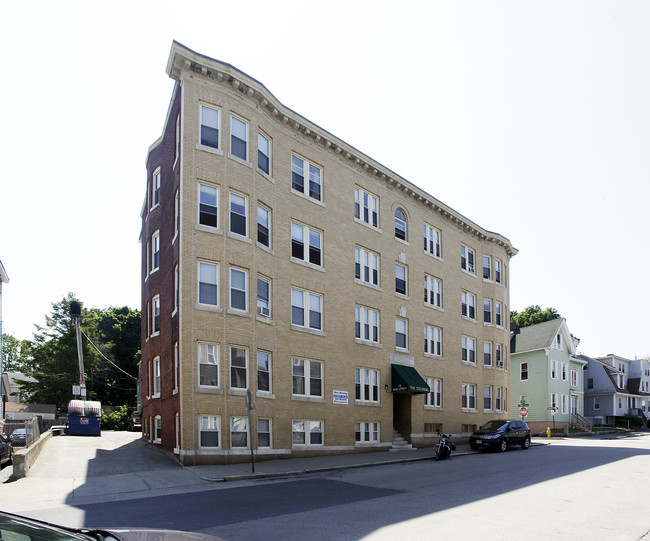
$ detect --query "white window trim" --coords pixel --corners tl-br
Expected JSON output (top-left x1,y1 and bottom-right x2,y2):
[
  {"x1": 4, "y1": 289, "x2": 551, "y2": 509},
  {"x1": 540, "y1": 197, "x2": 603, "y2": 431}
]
[
  {"x1": 151, "y1": 295, "x2": 160, "y2": 337},
  {"x1": 291, "y1": 287, "x2": 323, "y2": 333},
  {"x1": 230, "y1": 346, "x2": 249, "y2": 391},
  {"x1": 355, "y1": 305, "x2": 380, "y2": 345},
  {"x1": 424, "y1": 275, "x2": 443, "y2": 310},
  {"x1": 425, "y1": 378, "x2": 443, "y2": 409},
  {"x1": 292, "y1": 419, "x2": 324, "y2": 447},
  {"x1": 355, "y1": 246, "x2": 380, "y2": 288},
  {"x1": 460, "y1": 244, "x2": 476, "y2": 275},
  {"x1": 151, "y1": 231, "x2": 160, "y2": 274},
  {"x1": 152, "y1": 357, "x2": 161, "y2": 398},
  {"x1": 355, "y1": 421, "x2": 380, "y2": 444},
  {"x1": 424, "y1": 325, "x2": 442, "y2": 358},
  {"x1": 292, "y1": 358, "x2": 323, "y2": 399},
  {"x1": 229, "y1": 113, "x2": 250, "y2": 165},
  {"x1": 462, "y1": 336, "x2": 477, "y2": 365},
  {"x1": 291, "y1": 221, "x2": 324, "y2": 269},
  {"x1": 423, "y1": 223, "x2": 442, "y2": 260},
  {"x1": 462, "y1": 383, "x2": 477, "y2": 411},
  {"x1": 198, "y1": 103, "x2": 223, "y2": 154},
  {"x1": 151, "y1": 167, "x2": 161, "y2": 210},
  {"x1": 461, "y1": 291, "x2": 477, "y2": 321},
  {"x1": 354, "y1": 187, "x2": 380, "y2": 230},
  {"x1": 395, "y1": 317, "x2": 409, "y2": 352},
  {"x1": 229, "y1": 191, "x2": 249, "y2": 240},
  {"x1": 230, "y1": 416, "x2": 249, "y2": 449},
  {"x1": 198, "y1": 182, "x2": 220, "y2": 231},
  {"x1": 291, "y1": 154, "x2": 323, "y2": 204},
  {"x1": 257, "y1": 131, "x2": 273, "y2": 180},
  {"x1": 154, "y1": 415, "x2": 162, "y2": 444},
  {"x1": 355, "y1": 367, "x2": 380, "y2": 404},
  {"x1": 256, "y1": 350, "x2": 272, "y2": 395},
  {"x1": 198, "y1": 414, "x2": 221, "y2": 449},
  {"x1": 229, "y1": 266, "x2": 249, "y2": 314},
  {"x1": 197, "y1": 260, "x2": 219, "y2": 309}
]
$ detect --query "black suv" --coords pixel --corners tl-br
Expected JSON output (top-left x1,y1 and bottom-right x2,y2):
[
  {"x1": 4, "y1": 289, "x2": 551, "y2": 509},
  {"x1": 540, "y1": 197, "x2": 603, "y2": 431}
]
[{"x1": 469, "y1": 420, "x2": 531, "y2": 452}]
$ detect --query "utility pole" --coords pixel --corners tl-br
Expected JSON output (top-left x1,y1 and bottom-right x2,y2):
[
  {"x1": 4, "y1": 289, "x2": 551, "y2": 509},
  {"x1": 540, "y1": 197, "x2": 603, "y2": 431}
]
[{"x1": 70, "y1": 301, "x2": 85, "y2": 398}]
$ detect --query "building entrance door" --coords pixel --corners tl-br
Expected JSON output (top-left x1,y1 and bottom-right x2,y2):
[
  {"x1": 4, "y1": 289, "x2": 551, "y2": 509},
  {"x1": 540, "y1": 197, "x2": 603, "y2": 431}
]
[{"x1": 392, "y1": 393, "x2": 412, "y2": 443}]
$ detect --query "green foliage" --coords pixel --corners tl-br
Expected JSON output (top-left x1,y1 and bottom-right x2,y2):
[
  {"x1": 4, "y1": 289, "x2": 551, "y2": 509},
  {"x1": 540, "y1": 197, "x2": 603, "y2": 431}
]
[
  {"x1": 621, "y1": 414, "x2": 644, "y2": 429},
  {"x1": 18, "y1": 293, "x2": 141, "y2": 411},
  {"x1": 1, "y1": 334, "x2": 32, "y2": 371},
  {"x1": 101, "y1": 405, "x2": 130, "y2": 431},
  {"x1": 510, "y1": 305, "x2": 561, "y2": 328}
]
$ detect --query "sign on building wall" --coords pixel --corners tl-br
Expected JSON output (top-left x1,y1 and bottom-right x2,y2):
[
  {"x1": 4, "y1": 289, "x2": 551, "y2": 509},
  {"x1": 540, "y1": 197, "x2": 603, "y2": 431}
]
[{"x1": 333, "y1": 390, "x2": 348, "y2": 404}]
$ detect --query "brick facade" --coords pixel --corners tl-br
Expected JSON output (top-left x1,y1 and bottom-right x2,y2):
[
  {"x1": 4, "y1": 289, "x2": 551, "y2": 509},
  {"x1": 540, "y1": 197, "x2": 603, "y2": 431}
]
[{"x1": 141, "y1": 42, "x2": 518, "y2": 465}]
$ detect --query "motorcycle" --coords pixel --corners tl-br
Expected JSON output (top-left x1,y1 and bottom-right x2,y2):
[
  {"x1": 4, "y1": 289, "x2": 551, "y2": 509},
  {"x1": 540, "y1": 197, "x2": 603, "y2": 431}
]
[{"x1": 434, "y1": 432, "x2": 455, "y2": 461}]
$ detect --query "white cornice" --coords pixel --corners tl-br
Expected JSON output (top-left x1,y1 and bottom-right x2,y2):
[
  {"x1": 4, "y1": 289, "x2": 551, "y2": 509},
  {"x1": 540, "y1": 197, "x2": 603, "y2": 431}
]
[{"x1": 166, "y1": 41, "x2": 518, "y2": 258}]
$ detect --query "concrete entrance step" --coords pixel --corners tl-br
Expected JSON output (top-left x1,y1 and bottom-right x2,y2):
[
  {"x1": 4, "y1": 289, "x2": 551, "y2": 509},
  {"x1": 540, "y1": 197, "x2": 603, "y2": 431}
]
[{"x1": 390, "y1": 428, "x2": 416, "y2": 451}]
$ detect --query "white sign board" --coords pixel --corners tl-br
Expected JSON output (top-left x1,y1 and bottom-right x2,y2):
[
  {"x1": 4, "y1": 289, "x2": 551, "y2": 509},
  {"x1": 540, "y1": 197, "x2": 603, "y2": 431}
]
[{"x1": 333, "y1": 390, "x2": 348, "y2": 404}]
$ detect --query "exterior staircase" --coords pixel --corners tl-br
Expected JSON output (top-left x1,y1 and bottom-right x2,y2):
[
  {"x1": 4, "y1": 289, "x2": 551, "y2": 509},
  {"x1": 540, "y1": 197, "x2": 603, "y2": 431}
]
[
  {"x1": 390, "y1": 428, "x2": 416, "y2": 451},
  {"x1": 570, "y1": 412, "x2": 593, "y2": 432}
]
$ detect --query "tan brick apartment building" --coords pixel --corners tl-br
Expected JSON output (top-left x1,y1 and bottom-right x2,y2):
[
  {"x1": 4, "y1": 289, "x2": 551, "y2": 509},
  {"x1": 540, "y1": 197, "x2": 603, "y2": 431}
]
[{"x1": 141, "y1": 42, "x2": 518, "y2": 465}]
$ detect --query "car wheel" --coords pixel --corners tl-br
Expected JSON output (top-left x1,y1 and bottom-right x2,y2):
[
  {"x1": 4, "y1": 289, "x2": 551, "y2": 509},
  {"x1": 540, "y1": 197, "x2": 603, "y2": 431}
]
[
  {"x1": 521, "y1": 436, "x2": 530, "y2": 450},
  {"x1": 499, "y1": 439, "x2": 507, "y2": 452}
]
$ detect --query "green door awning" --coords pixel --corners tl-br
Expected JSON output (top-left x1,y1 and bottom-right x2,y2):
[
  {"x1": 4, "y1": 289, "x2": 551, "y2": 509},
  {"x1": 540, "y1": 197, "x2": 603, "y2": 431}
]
[{"x1": 391, "y1": 364, "x2": 430, "y2": 394}]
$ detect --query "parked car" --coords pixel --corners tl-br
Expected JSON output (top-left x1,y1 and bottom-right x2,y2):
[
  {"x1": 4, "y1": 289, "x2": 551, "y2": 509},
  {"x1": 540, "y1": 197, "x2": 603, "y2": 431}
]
[
  {"x1": 129, "y1": 411, "x2": 142, "y2": 432},
  {"x1": 469, "y1": 420, "x2": 531, "y2": 452},
  {"x1": 0, "y1": 510, "x2": 225, "y2": 540},
  {"x1": 9, "y1": 428, "x2": 26, "y2": 447},
  {"x1": 0, "y1": 434, "x2": 12, "y2": 466}
]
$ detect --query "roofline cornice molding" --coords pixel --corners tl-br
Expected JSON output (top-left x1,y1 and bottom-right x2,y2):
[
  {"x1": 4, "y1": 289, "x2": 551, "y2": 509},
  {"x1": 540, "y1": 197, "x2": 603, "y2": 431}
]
[{"x1": 166, "y1": 41, "x2": 518, "y2": 258}]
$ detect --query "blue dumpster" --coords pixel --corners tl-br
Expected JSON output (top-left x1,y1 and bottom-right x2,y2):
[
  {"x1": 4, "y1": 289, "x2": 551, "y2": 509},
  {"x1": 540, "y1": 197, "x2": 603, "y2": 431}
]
[{"x1": 67, "y1": 400, "x2": 102, "y2": 436}]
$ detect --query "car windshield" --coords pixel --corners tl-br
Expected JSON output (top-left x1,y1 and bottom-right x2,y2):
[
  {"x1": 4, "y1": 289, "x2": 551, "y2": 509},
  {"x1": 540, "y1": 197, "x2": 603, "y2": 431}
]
[{"x1": 480, "y1": 420, "x2": 508, "y2": 431}]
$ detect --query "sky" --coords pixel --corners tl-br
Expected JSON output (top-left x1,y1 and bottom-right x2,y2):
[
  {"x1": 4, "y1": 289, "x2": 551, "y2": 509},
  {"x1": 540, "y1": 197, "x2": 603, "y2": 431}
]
[{"x1": 0, "y1": 1, "x2": 648, "y2": 359}]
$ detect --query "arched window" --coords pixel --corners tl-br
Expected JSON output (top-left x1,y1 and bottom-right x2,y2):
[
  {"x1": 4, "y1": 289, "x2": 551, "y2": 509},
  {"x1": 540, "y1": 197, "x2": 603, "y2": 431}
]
[{"x1": 395, "y1": 209, "x2": 407, "y2": 241}]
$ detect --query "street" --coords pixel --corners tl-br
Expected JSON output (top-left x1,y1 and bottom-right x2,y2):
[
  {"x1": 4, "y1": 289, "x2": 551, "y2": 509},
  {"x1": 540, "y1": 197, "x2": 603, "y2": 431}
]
[{"x1": 3, "y1": 433, "x2": 650, "y2": 540}]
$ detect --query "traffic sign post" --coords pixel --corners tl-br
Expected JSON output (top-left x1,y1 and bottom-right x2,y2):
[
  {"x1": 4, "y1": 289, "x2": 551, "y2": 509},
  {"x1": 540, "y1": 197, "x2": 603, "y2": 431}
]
[{"x1": 519, "y1": 406, "x2": 528, "y2": 419}]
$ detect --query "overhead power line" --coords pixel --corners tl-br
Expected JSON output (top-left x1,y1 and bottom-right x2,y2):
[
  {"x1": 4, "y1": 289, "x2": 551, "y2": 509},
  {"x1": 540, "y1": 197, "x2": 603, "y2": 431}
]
[{"x1": 80, "y1": 329, "x2": 138, "y2": 381}]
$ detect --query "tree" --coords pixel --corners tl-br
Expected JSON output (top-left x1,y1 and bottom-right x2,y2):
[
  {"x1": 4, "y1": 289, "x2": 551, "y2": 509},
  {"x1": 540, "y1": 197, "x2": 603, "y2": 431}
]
[
  {"x1": 510, "y1": 305, "x2": 561, "y2": 328},
  {"x1": 1, "y1": 334, "x2": 31, "y2": 371},
  {"x1": 18, "y1": 293, "x2": 140, "y2": 411}
]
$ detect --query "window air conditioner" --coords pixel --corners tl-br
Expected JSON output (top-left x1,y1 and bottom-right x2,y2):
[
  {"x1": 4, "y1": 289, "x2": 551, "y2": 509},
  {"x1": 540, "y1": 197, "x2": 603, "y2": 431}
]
[{"x1": 258, "y1": 306, "x2": 270, "y2": 317}]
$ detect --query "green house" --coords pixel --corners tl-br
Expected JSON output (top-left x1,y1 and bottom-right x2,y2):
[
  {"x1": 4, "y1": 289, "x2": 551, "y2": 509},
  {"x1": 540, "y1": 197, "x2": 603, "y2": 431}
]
[{"x1": 510, "y1": 319, "x2": 589, "y2": 434}]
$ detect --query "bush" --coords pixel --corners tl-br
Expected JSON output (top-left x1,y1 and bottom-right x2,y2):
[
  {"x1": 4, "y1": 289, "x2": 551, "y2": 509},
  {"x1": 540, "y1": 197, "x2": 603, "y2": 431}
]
[
  {"x1": 621, "y1": 414, "x2": 644, "y2": 429},
  {"x1": 101, "y1": 405, "x2": 130, "y2": 431}
]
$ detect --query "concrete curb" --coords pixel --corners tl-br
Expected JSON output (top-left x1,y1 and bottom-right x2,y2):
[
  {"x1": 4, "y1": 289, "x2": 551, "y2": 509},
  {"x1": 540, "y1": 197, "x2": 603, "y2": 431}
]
[
  {"x1": 198, "y1": 446, "x2": 547, "y2": 483},
  {"x1": 11, "y1": 430, "x2": 54, "y2": 478}
]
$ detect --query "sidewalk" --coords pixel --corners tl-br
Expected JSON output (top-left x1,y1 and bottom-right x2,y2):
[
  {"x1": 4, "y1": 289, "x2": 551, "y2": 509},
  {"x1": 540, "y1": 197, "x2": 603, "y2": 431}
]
[{"x1": 187, "y1": 438, "x2": 546, "y2": 482}]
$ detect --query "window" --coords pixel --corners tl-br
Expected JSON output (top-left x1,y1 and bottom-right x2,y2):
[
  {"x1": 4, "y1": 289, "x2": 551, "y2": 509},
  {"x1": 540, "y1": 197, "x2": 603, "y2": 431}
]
[
  {"x1": 483, "y1": 299, "x2": 492, "y2": 324},
  {"x1": 152, "y1": 169, "x2": 161, "y2": 208},
  {"x1": 174, "y1": 114, "x2": 180, "y2": 163},
  {"x1": 199, "y1": 415, "x2": 219, "y2": 448},
  {"x1": 355, "y1": 247, "x2": 379, "y2": 286},
  {"x1": 462, "y1": 383, "x2": 477, "y2": 410},
  {"x1": 424, "y1": 224, "x2": 441, "y2": 258},
  {"x1": 551, "y1": 393, "x2": 558, "y2": 409},
  {"x1": 555, "y1": 333, "x2": 563, "y2": 350},
  {"x1": 561, "y1": 394, "x2": 568, "y2": 414},
  {"x1": 484, "y1": 386, "x2": 493, "y2": 410},
  {"x1": 425, "y1": 378, "x2": 442, "y2": 408},
  {"x1": 483, "y1": 255, "x2": 492, "y2": 280},
  {"x1": 551, "y1": 359, "x2": 558, "y2": 379},
  {"x1": 495, "y1": 302, "x2": 503, "y2": 327},
  {"x1": 152, "y1": 295, "x2": 160, "y2": 335},
  {"x1": 424, "y1": 275, "x2": 442, "y2": 308},
  {"x1": 561, "y1": 362, "x2": 568, "y2": 381},
  {"x1": 594, "y1": 397, "x2": 600, "y2": 410},
  {"x1": 395, "y1": 318, "x2": 408, "y2": 350},
  {"x1": 521, "y1": 362, "x2": 528, "y2": 381},
  {"x1": 198, "y1": 261, "x2": 218, "y2": 306},
  {"x1": 258, "y1": 419, "x2": 271, "y2": 448},
  {"x1": 257, "y1": 351, "x2": 271, "y2": 393},
  {"x1": 257, "y1": 275, "x2": 271, "y2": 318},
  {"x1": 394, "y1": 209, "x2": 407, "y2": 241},
  {"x1": 151, "y1": 231, "x2": 160, "y2": 272},
  {"x1": 174, "y1": 189, "x2": 180, "y2": 237},
  {"x1": 257, "y1": 204, "x2": 270, "y2": 247},
  {"x1": 291, "y1": 222, "x2": 322, "y2": 266},
  {"x1": 200, "y1": 105, "x2": 220, "y2": 149},
  {"x1": 258, "y1": 132, "x2": 270, "y2": 174},
  {"x1": 292, "y1": 358, "x2": 322, "y2": 398},
  {"x1": 230, "y1": 417, "x2": 248, "y2": 448},
  {"x1": 588, "y1": 378, "x2": 594, "y2": 390},
  {"x1": 484, "y1": 342, "x2": 493, "y2": 367},
  {"x1": 199, "y1": 183, "x2": 218, "y2": 228},
  {"x1": 355, "y1": 306, "x2": 379, "y2": 343},
  {"x1": 198, "y1": 342, "x2": 219, "y2": 387},
  {"x1": 291, "y1": 288, "x2": 322, "y2": 331},
  {"x1": 496, "y1": 344, "x2": 504, "y2": 368},
  {"x1": 292, "y1": 420, "x2": 323, "y2": 445},
  {"x1": 354, "y1": 188, "x2": 379, "y2": 227},
  {"x1": 356, "y1": 422, "x2": 380, "y2": 443},
  {"x1": 174, "y1": 264, "x2": 179, "y2": 312},
  {"x1": 496, "y1": 387, "x2": 503, "y2": 411},
  {"x1": 154, "y1": 416, "x2": 162, "y2": 443},
  {"x1": 174, "y1": 342, "x2": 179, "y2": 392},
  {"x1": 462, "y1": 336, "x2": 476, "y2": 364},
  {"x1": 571, "y1": 369, "x2": 578, "y2": 387},
  {"x1": 461, "y1": 245, "x2": 475, "y2": 273},
  {"x1": 230, "y1": 346, "x2": 248, "y2": 389},
  {"x1": 229, "y1": 192, "x2": 247, "y2": 237},
  {"x1": 495, "y1": 259, "x2": 503, "y2": 284},
  {"x1": 291, "y1": 155, "x2": 322, "y2": 201},
  {"x1": 229, "y1": 267, "x2": 248, "y2": 312},
  {"x1": 424, "y1": 325, "x2": 442, "y2": 357},
  {"x1": 230, "y1": 115, "x2": 248, "y2": 161},
  {"x1": 153, "y1": 357, "x2": 161, "y2": 397},
  {"x1": 461, "y1": 291, "x2": 476, "y2": 320},
  {"x1": 395, "y1": 264, "x2": 407, "y2": 295},
  {"x1": 355, "y1": 368, "x2": 379, "y2": 402}
]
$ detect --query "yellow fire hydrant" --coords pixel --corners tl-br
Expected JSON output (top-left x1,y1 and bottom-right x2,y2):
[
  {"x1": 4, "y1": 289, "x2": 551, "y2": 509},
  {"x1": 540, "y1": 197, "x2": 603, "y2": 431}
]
[{"x1": 546, "y1": 427, "x2": 551, "y2": 438}]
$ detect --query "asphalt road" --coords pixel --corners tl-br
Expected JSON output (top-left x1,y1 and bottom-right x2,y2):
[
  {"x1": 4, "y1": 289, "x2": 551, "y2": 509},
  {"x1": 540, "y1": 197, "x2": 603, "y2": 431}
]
[{"x1": 5, "y1": 433, "x2": 650, "y2": 541}]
